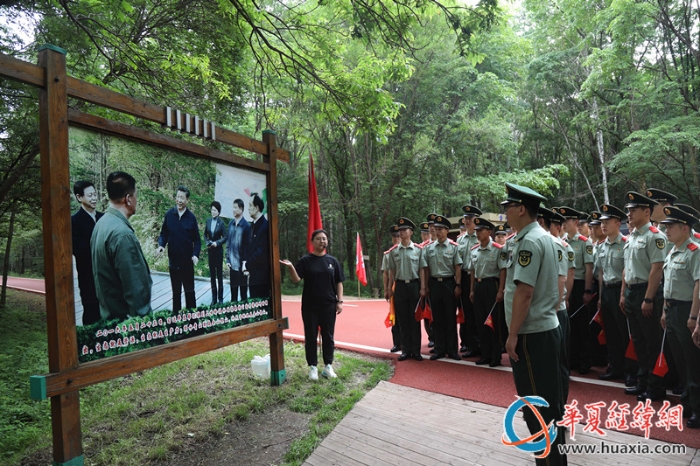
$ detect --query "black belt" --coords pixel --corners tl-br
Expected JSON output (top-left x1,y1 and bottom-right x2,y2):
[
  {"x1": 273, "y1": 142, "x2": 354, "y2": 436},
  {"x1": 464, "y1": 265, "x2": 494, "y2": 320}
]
[
  {"x1": 430, "y1": 276, "x2": 454, "y2": 282},
  {"x1": 604, "y1": 281, "x2": 622, "y2": 288},
  {"x1": 396, "y1": 279, "x2": 419, "y2": 284},
  {"x1": 626, "y1": 282, "x2": 648, "y2": 291},
  {"x1": 666, "y1": 299, "x2": 692, "y2": 306},
  {"x1": 476, "y1": 277, "x2": 499, "y2": 283}
]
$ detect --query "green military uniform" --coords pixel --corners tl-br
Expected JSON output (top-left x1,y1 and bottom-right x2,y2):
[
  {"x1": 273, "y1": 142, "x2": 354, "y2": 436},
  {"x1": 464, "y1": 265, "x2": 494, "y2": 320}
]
[
  {"x1": 383, "y1": 239, "x2": 402, "y2": 351},
  {"x1": 661, "y1": 207, "x2": 700, "y2": 421},
  {"x1": 597, "y1": 204, "x2": 636, "y2": 383},
  {"x1": 623, "y1": 192, "x2": 667, "y2": 399},
  {"x1": 458, "y1": 205, "x2": 481, "y2": 355},
  {"x1": 92, "y1": 207, "x2": 153, "y2": 321},
  {"x1": 468, "y1": 218, "x2": 507, "y2": 365},
  {"x1": 502, "y1": 184, "x2": 565, "y2": 466},
  {"x1": 388, "y1": 218, "x2": 423, "y2": 360},
  {"x1": 560, "y1": 207, "x2": 594, "y2": 373},
  {"x1": 420, "y1": 215, "x2": 462, "y2": 359}
]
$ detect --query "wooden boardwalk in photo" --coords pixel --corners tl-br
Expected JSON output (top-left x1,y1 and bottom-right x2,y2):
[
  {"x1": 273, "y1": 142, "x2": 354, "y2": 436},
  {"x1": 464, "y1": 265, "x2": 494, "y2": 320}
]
[{"x1": 304, "y1": 381, "x2": 700, "y2": 466}]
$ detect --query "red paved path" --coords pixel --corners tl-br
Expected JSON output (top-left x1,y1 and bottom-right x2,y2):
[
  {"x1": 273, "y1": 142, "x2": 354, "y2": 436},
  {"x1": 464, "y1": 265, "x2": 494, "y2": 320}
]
[{"x1": 8, "y1": 278, "x2": 697, "y2": 448}]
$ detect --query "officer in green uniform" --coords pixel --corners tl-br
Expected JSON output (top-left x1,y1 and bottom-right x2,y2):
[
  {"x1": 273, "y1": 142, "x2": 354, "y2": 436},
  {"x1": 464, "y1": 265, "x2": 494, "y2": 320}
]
[
  {"x1": 387, "y1": 217, "x2": 424, "y2": 361},
  {"x1": 661, "y1": 206, "x2": 700, "y2": 428},
  {"x1": 621, "y1": 191, "x2": 667, "y2": 401},
  {"x1": 589, "y1": 210, "x2": 608, "y2": 367},
  {"x1": 468, "y1": 218, "x2": 507, "y2": 366},
  {"x1": 502, "y1": 183, "x2": 566, "y2": 466},
  {"x1": 676, "y1": 205, "x2": 700, "y2": 244},
  {"x1": 597, "y1": 204, "x2": 637, "y2": 386},
  {"x1": 494, "y1": 224, "x2": 508, "y2": 246},
  {"x1": 541, "y1": 207, "x2": 574, "y2": 409},
  {"x1": 459, "y1": 205, "x2": 482, "y2": 356},
  {"x1": 383, "y1": 225, "x2": 401, "y2": 352},
  {"x1": 578, "y1": 212, "x2": 591, "y2": 239},
  {"x1": 647, "y1": 188, "x2": 678, "y2": 227},
  {"x1": 419, "y1": 222, "x2": 431, "y2": 245},
  {"x1": 420, "y1": 215, "x2": 462, "y2": 361},
  {"x1": 560, "y1": 206, "x2": 594, "y2": 374}
]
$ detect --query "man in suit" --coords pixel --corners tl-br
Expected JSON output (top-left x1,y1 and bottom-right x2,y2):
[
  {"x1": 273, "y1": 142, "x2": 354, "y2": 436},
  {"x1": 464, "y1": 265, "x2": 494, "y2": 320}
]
[
  {"x1": 243, "y1": 193, "x2": 270, "y2": 298},
  {"x1": 72, "y1": 180, "x2": 104, "y2": 325},
  {"x1": 226, "y1": 198, "x2": 251, "y2": 301},
  {"x1": 205, "y1": 201, "x2": 227, "y2": 305},
  {"x1": 157, "y1": 186, "x2": 201, "y2": 313}
]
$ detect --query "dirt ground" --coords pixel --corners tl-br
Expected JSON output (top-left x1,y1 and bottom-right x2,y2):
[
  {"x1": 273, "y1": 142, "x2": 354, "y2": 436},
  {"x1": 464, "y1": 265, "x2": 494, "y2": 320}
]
[{"x1": 167, "y1": 407, "x2": 312, "y2": 466}]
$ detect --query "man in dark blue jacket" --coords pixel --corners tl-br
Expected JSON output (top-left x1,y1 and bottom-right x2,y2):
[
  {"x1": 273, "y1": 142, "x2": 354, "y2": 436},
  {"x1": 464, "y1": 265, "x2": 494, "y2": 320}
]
[
  {"x1": 157, "y1": 186, "x2": 201, "y2": 312},
  {"x1": 243, "y1": 193, "x2": 270, "y2": 298}
]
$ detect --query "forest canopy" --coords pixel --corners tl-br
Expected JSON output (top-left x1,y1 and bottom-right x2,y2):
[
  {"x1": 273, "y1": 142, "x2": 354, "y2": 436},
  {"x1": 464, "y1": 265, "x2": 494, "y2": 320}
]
[{"x1": 1, "y1": 0, "x2": 699, "y2": 291}]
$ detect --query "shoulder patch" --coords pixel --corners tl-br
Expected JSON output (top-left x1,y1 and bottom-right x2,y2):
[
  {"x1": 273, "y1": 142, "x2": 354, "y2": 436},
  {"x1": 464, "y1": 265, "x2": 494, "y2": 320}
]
[
  {"x1": 649, "y1": 226, "x2": 660, "y2": 233},
  {"x1": 414, "y1": 242, "x2": 423, "y2": 249},
  {"x1": 492, "y1": 242, "x2": 503, "y2": 249},
  {"x1": 586, "y1": 245, "x2": 593, "y2": 255},
  {"x1": 622, "y1": 236, "x2": 627, "y2": 242},
  {"x1": 470, "y1": 244, "x2": 479, "y2": 250},
  {"x1": 500, "y1": 251, "x2": 508, "y2": 261},
  {"x1": 448, "y1": 239, "x2": 459, "y2": 246},
  {"x1": 384, "y1": 244, "x2": 398, "y2": 254},
  {"x1": 578, "y1": 234, "x2": 589, "y2": 241},
  {"x1": 567, "y1": 251, "x2": 575, "y2": 261},
  {"x1": 655, "y1": 238, "x2": 666, "y2": 250},
  {"x1": 688, "y1": 242, "x2": 699, "y2": 252},
  {"x1": 518, "y1": 250, "x2": 533, "y2": 267}
]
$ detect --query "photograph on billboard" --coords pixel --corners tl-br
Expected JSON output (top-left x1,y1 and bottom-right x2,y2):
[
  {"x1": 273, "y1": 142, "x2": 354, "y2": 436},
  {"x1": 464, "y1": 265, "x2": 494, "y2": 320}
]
[{"x1": 69, "y1": 128, "x2": 271, "y2": 363}]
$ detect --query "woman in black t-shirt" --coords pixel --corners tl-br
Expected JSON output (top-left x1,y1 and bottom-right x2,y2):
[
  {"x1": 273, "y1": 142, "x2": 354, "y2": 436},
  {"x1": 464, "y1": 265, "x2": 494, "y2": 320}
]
[{"x1": 280, "y1": 229, "x2": 346, "y2": 381}]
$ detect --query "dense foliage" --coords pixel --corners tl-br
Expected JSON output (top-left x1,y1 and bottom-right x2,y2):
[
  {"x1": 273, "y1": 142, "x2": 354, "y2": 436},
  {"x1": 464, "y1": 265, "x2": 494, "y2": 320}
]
[{"x1": 1, "y1": 0, "x2": 699, "y2": 291}]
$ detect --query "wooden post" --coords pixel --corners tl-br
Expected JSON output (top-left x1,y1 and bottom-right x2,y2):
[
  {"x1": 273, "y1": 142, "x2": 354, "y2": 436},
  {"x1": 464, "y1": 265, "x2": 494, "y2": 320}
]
[
  {"x1": 38, "y1": 44, "x2": 84, "y2": 465},
  {"x1": 262, "y1": 129, "x2": 286, "y2": 385}
]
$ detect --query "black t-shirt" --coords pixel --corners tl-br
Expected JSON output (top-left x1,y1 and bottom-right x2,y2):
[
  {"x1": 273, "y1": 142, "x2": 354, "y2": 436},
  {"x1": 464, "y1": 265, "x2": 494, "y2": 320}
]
[{"x1": 295, "y1": 253, "x2": 346, "y2": 310}]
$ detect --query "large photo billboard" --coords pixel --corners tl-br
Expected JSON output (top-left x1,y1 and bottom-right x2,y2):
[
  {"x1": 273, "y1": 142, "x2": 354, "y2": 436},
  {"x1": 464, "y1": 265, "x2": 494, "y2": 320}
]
[{"x1": 69, "y1": 128, "x2": 271, "y2": 363}]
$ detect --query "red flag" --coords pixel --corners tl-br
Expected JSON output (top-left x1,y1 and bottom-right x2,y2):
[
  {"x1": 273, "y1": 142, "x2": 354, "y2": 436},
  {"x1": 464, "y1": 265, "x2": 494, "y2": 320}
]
[
  {"x1": 597, "y1": 329, "x2": 606, "y2": 345},
  {"x1": 423, "y1": 299, "x2": 433, "y2": 323},
  {"x1": 485, "y1": 313, "x2": 494, "y2": 330},
  {"x1": 625, "y1": 339, "x2": 638, "y2": 361},
  {"x1": 590, "y1": 309, "x2": 604, "y2": 327},
  {"x1": 384, "y1": 299, "x2": 396, "y2": 328},
  {"x1": 653, "y1": 352, "x2": 669, "y2": 378},
  {"x1": 414, "y1": 299, "x2": 425, "y2": 322},
  {"x1": 307, "y1": 153, "x2": 323, "y2": 253},
  {"x1": 456, "y1": 305, "x2": 465, "y2": 324},
  {"x1": 355, "y1": 233, "x2": 368, "y2": 286}
]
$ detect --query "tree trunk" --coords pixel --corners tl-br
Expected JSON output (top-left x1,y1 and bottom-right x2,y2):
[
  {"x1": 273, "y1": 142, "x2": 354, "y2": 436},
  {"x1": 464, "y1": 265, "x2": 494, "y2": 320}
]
[
  {"x1": 592, "y1": 98, "x2": 610, "y2": 204},
  {"x1": 1, "y1": 207, "x2": 17, "y2": 309}
]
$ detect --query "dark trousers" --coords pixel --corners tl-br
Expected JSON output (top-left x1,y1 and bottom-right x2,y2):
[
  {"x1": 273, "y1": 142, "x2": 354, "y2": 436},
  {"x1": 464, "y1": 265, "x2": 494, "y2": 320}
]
[
  {"x1": 77, "y1": 267, "x2": 101, "y2": 325},
  {"x1": 473, "y1": 279, "x2": 500, "y2": 362},
  {"x1": 395, "y1": 280, "x2": 421, "y2": 355},
  {"x1": 391, "y1": 322, "x2": 402, "y2": 348},
  {"x1": 170, "y1": 264, "x2": 196, "y2": 312},
  {"x1": 229, "y1": 269, "x2": 248, "y2": 302},
  {"x1": 498, "y1": 301, "x2": 508, "y2": 352},
  {"x1": 600, "y1": 283, "x2": 636, "y2": 377},
  {"x1": 624, "y1": 284, "x2": 664, "y2": 393},
  {"x1": 666, "y1": 301, "x2": 700, "y2": 415},
  {"x1": 302, "y1": 303, "x2": 337, "y2": 366},
  {"x1": 430, "y1": 277, "x2": 458, "y2": 356},
  {"x1": 209, "y1": 249, "x2": 224, "y2": 304},
  {"x1": 556, "y1": 310, "x2": 570, "y2": 408},
  {"x1": 569, "y1": 280, "x2": 592, "y2": 371},
  {"x1": 511, "y1": 327, "x2": 567, "y2": 466},
  {"x1": 460, "y1": 270, "x2": 479, "y2": 351},
  {"x1": 424, "y1": 319, "x2": 434, "y2": 343}
]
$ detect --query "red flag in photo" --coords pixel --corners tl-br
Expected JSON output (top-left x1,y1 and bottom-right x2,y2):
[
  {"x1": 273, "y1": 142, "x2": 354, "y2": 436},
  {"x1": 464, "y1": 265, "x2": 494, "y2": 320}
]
[
  {"x1": 597, "y1": 329, "x2": 606, "y2": 345},
  {"x1": 307, "y1": 153, "x2": 323, "y2": 253},
  {"x1": 355, "y1": 233, "x2": 368, "y2": 286},
  {"x1": 456, "y1": 304, "x2": 465, "y2": 324},
  {"x1": 625, "y1": 339, "x2": 637, "y2": 361},
  {"x1": 653, "y1": 352, "x2": 669, "y2": 378}
]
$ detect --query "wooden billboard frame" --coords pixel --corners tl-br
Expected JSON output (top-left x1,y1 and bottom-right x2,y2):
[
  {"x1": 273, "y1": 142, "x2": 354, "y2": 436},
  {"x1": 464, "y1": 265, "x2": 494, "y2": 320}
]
[{"x1": 0, "y1": 46, "x2": 289, "y2": 466}]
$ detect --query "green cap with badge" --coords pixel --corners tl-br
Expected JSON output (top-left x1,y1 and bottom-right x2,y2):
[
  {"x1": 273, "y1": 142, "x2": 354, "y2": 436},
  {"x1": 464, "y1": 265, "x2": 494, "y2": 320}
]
[
  {"x1": 624, "y1": 191, "x2": 658, "y2": 209},
  {"x1": 599, "y1": 204, "x2": 626, "y2": 220},
  {"x1": 473, "y1": 217, "x2": 495, "y2": 230},
  {"x1": 396, "y1": 217, "x2": 416, "y2": 230},
  {"x1": 432, "y1": 215, "x2": 451, "y2": 229},
  {"x1": 660, "y1": 206, "x2": 698, "y2": 226},
  {"x1": 500, "y1": 182, "x2": 547, "y2": 207}
]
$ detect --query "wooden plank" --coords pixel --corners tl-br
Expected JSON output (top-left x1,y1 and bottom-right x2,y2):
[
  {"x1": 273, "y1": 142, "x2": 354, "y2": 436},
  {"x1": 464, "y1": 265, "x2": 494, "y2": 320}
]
[
  {"x1": 40, "y1": 318, "x2": 288, "y2": 398},
  {"x1": 0, "y1": 52, "x2": 44, "y2": 86},
  {"x1": 38, "y1": 46, "x2": 84, "y2": 464},
  {"x1": 307, "y1": 444, "x2": 368, "y2": 466},
  {"x1": 263, "y1": 131, "x2": 285, "y2": 381},
  {"x1": 68, "y1": 109, "x2": 270, "y2": 173},
  {"x1": 65, "y1": 77, "x2": 289, "y2": 161}
]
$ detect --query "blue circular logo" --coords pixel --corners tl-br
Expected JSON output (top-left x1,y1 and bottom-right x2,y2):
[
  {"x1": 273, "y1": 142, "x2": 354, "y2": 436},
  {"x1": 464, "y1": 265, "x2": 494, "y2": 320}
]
[{"x1": 502, "y1": 396, "x2": 557, "y2": 458}]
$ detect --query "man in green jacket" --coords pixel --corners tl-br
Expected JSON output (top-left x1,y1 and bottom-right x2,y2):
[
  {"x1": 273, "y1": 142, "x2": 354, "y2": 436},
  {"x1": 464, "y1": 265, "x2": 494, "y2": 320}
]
[{"x1": 92, "y1": 171, "x2": 153, "y2": 321}]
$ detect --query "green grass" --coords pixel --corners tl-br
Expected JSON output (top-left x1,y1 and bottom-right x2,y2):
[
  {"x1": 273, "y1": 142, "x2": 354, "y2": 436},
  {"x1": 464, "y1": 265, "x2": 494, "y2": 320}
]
[{"x1": 0, "y1": 290, "x2": 392, "y2": 465}]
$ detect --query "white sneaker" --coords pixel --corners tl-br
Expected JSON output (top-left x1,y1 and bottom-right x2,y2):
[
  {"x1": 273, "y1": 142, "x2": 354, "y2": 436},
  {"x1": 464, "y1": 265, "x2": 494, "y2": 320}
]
[
  {"x1": 321, "y1": 364, "x2": 337, "y2": 379},
  {"x1": 309, "y1": 366, "x2": 319, "y2": 381}
]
